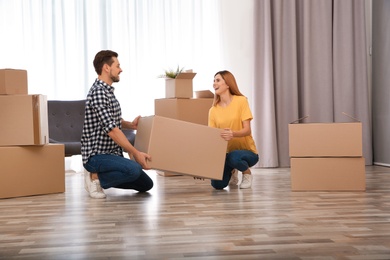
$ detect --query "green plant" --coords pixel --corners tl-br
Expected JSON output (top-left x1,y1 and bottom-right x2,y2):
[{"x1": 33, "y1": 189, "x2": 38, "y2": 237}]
[{"x1": 158, "y1": 66, "x2": 184, "y2": 79}]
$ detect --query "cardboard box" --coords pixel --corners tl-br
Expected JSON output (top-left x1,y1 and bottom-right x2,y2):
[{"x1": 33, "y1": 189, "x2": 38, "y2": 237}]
[
  {"x1": 290, "y1": 157, "x2": 366, "y2": 191},
  {"x1": 0, "y1": 144, "x2": 65, "y2": 199},
  {"x1": 289, "y1": 122, "x2": 362, "y2": 157},
  {"x1": 156, "y1": 170, "x2": 181, "y2": 177},
  {"x1": 0, "y1": 69, "x2": 28, "y2": 95},
  {"x1": 155, "y1": 98, "x2": 213, "y2": 126},
  {"x1": 194, "y1": 90, "x2": 214, "y2": 98},
  {"x1": 165, "y1": 72, "x2": 196, "y2": 98},
  {"x1": 134, "y1": 115, "x2": 227, "y2": 180},
  {"x1": 0, "y1": 94, "x2": 49, "y2": 146}
]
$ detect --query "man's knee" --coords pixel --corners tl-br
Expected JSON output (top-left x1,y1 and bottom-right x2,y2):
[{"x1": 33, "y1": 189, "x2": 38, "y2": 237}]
[{"x1": 126, "y1": 159, "x2": 143, "y2": 173}]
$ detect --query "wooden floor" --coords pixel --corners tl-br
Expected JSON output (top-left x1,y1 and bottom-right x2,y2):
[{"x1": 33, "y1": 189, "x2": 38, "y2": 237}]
[{"x1": 1, "y1": 165, "x2": 390, "y2": 259}]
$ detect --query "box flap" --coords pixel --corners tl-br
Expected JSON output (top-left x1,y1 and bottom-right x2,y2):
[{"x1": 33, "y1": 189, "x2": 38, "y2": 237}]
[
  {"x1": 194, "y1": 90, "x2": 214, "y2": 98},
  {"x1": 175, "y1": 72, "x2": 196, "y2": 79}
]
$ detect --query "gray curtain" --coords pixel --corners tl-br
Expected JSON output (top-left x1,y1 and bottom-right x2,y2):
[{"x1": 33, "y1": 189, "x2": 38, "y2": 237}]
[
  {"x1": 372, "y1": 0, "x2": 390, "y2": 166},
  {"x1": 253, "y1": 0, "x2": 372, "y2": 167}
]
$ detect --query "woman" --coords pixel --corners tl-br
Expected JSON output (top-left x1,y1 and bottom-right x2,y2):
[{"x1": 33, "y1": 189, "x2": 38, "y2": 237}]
[{"x1": 208, "y1": 70, "x2": 259, "y2": 189}]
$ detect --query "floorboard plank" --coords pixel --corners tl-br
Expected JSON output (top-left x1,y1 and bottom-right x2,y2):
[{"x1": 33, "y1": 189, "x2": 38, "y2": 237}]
[{"x1": 1, "y1": 165, "x2": 390, "y2": 259}]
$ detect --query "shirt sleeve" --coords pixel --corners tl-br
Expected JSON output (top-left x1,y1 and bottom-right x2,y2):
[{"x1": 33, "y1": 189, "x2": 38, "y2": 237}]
[
  {"x1": 90, "y1": 88, "x2": 118, "y2": 134},
  {"x1": 208, "y1": 107, "x2": 217, "y2": 128},
  {"x1": 240, "y1": 97, "x2": 253, "y2": 122}
]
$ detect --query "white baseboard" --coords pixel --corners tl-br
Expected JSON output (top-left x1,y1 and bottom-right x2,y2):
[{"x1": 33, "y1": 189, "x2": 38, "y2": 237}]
[{"x1": 373, "y1": 162, "x2": 390, "y2": 168}]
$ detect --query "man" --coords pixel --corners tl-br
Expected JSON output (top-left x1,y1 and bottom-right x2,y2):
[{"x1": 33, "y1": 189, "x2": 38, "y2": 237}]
[{"x1": 81, "y1": 50, "x2": 153, "y2": 199}]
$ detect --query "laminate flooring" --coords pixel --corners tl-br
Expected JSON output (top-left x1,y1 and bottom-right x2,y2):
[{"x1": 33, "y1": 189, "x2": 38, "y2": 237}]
[{"x1": 1, "y1": 165, "x2": 390, "y2": 260}]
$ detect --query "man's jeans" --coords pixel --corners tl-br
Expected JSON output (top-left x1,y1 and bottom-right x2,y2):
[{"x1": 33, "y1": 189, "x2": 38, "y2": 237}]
[
  {"x1": 211, "y1": 150, "x2": 259, "y2": 190},
  {"x1": 84, "y1": 154, "x2": 153, "y2": 192}
]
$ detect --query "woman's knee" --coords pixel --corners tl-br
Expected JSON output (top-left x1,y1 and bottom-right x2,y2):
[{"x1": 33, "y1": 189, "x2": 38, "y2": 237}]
[
  {"x1": 226, "y1": 151, "x2": 241, "y2": 164},
  {"x1": 211, "y1": 180, "x2": 228, "y2": 190}
]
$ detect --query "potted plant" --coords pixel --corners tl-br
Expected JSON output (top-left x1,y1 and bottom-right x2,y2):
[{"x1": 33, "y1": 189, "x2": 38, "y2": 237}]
[{"x1": 158, "y1": 66, "x2": 185, "y2": 79}]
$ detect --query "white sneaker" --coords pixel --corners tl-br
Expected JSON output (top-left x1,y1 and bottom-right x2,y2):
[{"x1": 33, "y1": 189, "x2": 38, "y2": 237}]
[
  {"x1": 229, "y1": 169, "x2": 239, "y2": 185},
  {"x1": 84, "y1": 170, "x2": 106, "y2": 199},
  {"x1": 240, "y1": 174, "x2": 252, "y2": 189}
]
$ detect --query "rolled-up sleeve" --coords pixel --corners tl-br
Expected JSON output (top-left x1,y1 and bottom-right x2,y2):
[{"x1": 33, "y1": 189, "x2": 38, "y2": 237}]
[{"x1": 90, "y1": 88, "x2": 119, "y2": 134}]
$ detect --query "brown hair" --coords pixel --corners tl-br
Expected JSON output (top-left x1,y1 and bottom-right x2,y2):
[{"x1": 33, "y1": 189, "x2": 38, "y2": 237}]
[
  {"x1": 213, "y1": 70, "x2": 244, "y2": 106},
  {"x1": 93, "y1": 50, "x2": 118, "y2": 75}
]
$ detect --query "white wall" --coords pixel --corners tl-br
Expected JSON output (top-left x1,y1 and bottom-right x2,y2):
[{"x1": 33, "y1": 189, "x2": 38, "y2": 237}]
[{"x1": 218, "y1": 0, "x2": 255, "y2": 98}]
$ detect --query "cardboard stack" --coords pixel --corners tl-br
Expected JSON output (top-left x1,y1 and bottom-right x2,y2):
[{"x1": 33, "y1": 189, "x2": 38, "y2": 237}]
[
  {"x1": 155, "y1": 97, "x2": 213, "y2": 126},
  {"x1": 164, "y1": 72, "x2": 197, "y2": 99},
  {"x1": 134, "y1": 73, "x2": 225, "y2": 179},
  {"x1": 288, "y1": 122, "x2": 366, "y2": 191},
  {"x1": 152, "y1": 72, "x2": 218, "y2": 177},
  {"x1": 0, "y1": 69, "x2": 65, "y2": 199},
  {"x1": 157, "y1": 72, "x2": 214, "y2": 125}
]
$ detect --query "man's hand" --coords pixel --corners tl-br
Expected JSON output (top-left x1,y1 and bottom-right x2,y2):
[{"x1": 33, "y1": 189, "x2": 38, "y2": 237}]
[
  {"x1": 131, "y1": 115, "x2": 141, "y2": 129},
  {"x1": 121, "y1": 116, "x2": 141, "y2": 130},
  {"x1": 132, "y1": 150, "x2": 151, "y2": 170}
]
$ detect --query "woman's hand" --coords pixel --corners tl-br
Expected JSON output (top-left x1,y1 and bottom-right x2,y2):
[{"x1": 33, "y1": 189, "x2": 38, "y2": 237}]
[
  {"x1": 220, "y1": 121, "x2": 252, "y2": 141},
  {"x1": 221, "y1": 128, "x2": 234, "y2": 141}
]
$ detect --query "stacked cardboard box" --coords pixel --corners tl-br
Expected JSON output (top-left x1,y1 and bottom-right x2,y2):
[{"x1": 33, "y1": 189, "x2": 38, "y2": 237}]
[
  {"x1": 288, "y1": 122, "x2": 366, "y2": 191},
  {"x1": 0, "y1": 69, "x2": 65, "y2": 199},
  {"x1": 164, "y1": 72, "x2": 197, "y2": 98},
  {"x1": 158, "y1": 72, "x2": 214, "y2": 125},
  {"x1": 155, "y1": 73, "x2": 216, "y2": 177},
  {"x1": 155, "y1": 98, "x2": 213, "y2": 126}
]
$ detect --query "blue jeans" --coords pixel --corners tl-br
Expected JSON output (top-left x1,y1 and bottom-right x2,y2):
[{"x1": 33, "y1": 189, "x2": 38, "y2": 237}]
[
  {"x1": 84, "y1": 154, "x2": 154, "y2": 192},
  {"x1": 211, "y1": 150, "x2": 259, "y2": 190}
]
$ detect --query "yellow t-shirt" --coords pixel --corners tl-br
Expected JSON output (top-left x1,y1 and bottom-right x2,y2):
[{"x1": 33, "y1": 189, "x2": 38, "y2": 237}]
[{"x1": 208, "y1": 95, "x2": 258, "y2": 154}]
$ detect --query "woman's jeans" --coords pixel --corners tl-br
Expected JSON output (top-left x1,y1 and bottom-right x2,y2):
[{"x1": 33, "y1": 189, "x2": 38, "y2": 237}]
[
  {"x1": 84, "y1": 154, "x2": 154, "y2": 192},
  {"x1": 211, "y1": 150, "x2": 259, "y2": 190}
]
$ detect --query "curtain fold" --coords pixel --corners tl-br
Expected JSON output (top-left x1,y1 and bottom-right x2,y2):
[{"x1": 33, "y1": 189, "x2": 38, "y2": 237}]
[
  {"x1": 333, "y1": 0, "x2": 372, "y2": 164},
  {"x1": 254, "y1": 0, "x2": 372, "y2": 167},
  {"x1": 253, "y1": 0, "x2": 279, "y2": 167}
]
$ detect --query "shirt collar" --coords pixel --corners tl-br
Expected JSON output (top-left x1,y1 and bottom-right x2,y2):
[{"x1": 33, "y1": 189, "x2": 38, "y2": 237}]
[{"x1": 95, "y1": 78, "x2": 115, "y2": 92}]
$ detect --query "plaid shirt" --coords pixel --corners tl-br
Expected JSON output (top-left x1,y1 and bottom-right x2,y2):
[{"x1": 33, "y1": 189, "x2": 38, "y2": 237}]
[{"x1": 81, "y1": 79, "x2": 123, "y2": 164}]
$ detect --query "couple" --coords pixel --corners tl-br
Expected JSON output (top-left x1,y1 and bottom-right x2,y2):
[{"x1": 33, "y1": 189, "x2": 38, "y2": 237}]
[{"x1": 81, "y1": 50, "x2": 259, "y2": 199}]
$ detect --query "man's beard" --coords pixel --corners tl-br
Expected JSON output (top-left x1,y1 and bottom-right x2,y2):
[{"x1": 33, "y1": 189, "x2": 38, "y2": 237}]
[{"x1": 110, "y1": 74, "x2": 120, "y2": 83}]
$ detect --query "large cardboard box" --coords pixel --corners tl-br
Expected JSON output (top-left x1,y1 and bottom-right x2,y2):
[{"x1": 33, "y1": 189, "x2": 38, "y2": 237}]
[
  {"x1": 290, "y1": 157, "x2": 366, "y2": 191},
  {"x1": 0, "y1": 94, "x2": 48, "y2": 146},
  {"x1": 0, "y1": 144, "x2": 65, "y2": 199},
  {"x1": 165, "y1": 72, "x2": 196, "y2": 98},
  {"x1": 134, "y1": 115, "x2": 227, "y2": 180},
  {"x1": 289, "y1": 122, "x2": 362, "y2": 157},
  {"x1": 155, "y1": 98, "x2": 213, "y2": 126},
  {"x1": 0, "y1": 69, "x2": 28, "y2": 95}
]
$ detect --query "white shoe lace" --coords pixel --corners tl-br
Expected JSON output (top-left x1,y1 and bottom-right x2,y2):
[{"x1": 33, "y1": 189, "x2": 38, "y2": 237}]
[
  {"x1": 229, "y1": 169, "x2": 239, "y2": 185},
  {"x1": 89, "y1": 179, "x2": 106, "y2": 199},
  {"x1": 240, "y1": 174, "x2": 252, "y2": 189},
  {"x1": 84, "y1": 170, "x2": 106, "y2": 199}
]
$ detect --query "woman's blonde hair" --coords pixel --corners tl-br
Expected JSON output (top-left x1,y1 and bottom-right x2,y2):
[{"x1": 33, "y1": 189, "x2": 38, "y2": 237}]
[{"x1": 213, "y1": 70, "x2": 244, "y2": 106}]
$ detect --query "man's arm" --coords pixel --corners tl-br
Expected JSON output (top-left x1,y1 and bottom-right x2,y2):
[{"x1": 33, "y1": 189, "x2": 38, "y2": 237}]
[{"x1": 108, "y1": 127, "x2": 151, "y2": 169}]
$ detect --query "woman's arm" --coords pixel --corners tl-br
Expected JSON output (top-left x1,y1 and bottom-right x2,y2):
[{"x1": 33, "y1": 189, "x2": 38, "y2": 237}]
[{"x1": 220, "y1": 120, "x2": 251, "y2": 141}]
